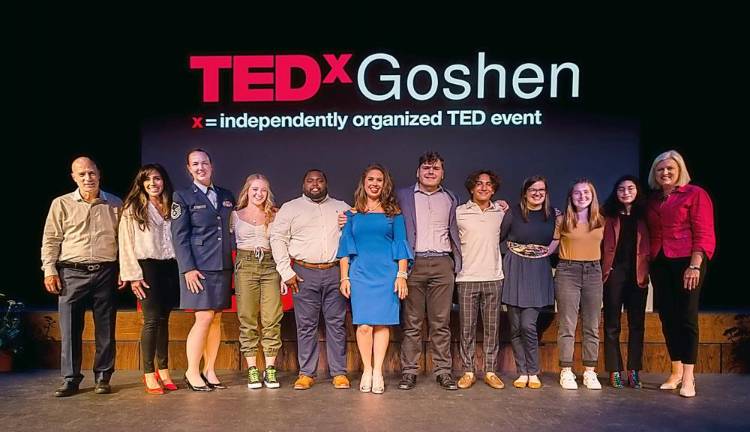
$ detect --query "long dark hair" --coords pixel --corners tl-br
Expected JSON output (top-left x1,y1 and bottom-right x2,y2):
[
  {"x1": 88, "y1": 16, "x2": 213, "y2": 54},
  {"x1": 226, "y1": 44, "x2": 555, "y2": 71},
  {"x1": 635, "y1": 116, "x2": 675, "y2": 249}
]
[
  {"x1": 123, "y1": 164, "x2": 174, "y2": 230},
  {"x1": 353, "y1": 164, "x2": 401, "y2": 217},
  {"x1": 520, "y1": 175, "x2": 551, "y2": 222},
  {"x1": 602, "y1": 175, "x2": 646, "y2": 218}
]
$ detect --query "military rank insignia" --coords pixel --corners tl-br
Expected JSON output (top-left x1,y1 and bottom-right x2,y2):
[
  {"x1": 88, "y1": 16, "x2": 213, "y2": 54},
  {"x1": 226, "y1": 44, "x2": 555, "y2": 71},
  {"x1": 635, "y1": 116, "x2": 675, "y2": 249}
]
[{"x1": 171, "y1": 202, "x2": 182, "y2": 219}]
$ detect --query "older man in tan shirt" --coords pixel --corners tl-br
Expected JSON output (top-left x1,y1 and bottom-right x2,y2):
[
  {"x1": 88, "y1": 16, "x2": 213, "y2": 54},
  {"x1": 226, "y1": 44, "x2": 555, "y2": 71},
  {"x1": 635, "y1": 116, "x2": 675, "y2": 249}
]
[{"x1": 41, "y1": 157, "x2": 124, "y2": 397}]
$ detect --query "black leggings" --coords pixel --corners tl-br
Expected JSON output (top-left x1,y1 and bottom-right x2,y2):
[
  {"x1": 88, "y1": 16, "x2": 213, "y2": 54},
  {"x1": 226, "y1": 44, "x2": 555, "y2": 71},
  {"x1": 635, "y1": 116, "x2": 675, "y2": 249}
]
[
  {"x1": 138, "y1": 259, "x2": 179, "y2": 373},
  {"x1": 650, "y1": 253, "x2": 706, "y2": 365},
  {"x1": 603, "y1": 267, "x2": 647, "y2": 371}
]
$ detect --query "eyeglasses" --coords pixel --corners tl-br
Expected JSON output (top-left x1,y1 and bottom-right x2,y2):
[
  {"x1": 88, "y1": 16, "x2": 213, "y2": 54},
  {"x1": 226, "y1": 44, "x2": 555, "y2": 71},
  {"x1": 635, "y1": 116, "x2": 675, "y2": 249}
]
[
  {"x1": 617, "y1": 186, "x2": 637, "y2": 193},
  {"x1": 528, "y1": 188, "x2": 546, "y2": 194}
]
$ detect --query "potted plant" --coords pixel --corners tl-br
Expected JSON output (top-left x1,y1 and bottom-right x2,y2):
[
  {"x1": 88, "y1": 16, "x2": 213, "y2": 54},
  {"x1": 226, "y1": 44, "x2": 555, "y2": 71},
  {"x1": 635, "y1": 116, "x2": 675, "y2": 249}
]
[{"x1": 0, "y1": 292, "x2": 24, "y2": 372}]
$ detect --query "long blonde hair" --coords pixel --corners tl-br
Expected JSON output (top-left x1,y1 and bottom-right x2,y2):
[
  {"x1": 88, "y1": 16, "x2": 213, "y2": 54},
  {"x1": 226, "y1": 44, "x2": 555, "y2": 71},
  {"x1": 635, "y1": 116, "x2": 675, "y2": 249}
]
[
  {"x1": 235, "y1": 174, "x2": 275, "y2": 228},
  {"x1": 561, "y1": 179, "x2": 604, "y2": 233},
  {"x1": 353, "y1": 164, "x2": 401, "y2": 217}
]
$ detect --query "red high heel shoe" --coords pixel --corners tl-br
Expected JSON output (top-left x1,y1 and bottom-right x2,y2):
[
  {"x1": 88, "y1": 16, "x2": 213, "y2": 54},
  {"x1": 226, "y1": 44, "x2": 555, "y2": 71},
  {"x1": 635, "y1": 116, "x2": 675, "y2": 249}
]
[
  {"x1": 143, "y1": 374, "x2": 164, "y2": 395},
  {"x1": 155, "y1": 370, "x2": 178, "y2": 391}
]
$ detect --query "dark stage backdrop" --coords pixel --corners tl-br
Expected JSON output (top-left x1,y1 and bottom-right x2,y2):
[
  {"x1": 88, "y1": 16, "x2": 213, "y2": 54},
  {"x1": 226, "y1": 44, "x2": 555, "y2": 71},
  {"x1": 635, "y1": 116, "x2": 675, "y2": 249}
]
[
  {"x1": 143, "y1": 50, "x2": 637, "y2": 210},
  {"x1": 143, "y1": 114, "x2": 639, "y2": 208},
  {"x1": 20, "y1": 41, "x2": 738, "y2": 309}
]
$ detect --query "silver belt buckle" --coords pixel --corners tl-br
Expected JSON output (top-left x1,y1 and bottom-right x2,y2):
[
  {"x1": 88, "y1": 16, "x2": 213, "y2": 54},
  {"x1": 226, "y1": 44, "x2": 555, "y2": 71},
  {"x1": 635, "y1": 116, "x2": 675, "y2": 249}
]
[{"x1": 87, "y1": 264, "x2": 100, "y2": 271}]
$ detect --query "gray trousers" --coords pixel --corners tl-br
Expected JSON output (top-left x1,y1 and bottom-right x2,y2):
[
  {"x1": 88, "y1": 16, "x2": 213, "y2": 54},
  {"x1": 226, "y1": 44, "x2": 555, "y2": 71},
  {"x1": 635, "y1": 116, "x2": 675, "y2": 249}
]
[
  {"x1": 401, "y1": 256, "x2": 454, "y2": 376},
  {"x1": 57, "y1": 263, "x2": 118, "y2": 383},
  {"x1": 508, "y1": 306, "x2": 541, "y2": 375},
  {"x1": 555, "y1": 260, "x2": 603, "y2": 368},
  {"x1": 457, "y1": 280, "x2": 501, "y2": 373},
  {"x1": 292, "y1": 263, "x2": 347, "y2": 378}
]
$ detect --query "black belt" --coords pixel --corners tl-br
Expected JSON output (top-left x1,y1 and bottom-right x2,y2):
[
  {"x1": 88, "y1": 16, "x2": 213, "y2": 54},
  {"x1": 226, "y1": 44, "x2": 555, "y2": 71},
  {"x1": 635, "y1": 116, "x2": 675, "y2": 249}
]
[{"x1": 57, "y1": 261, "x2": 116, "y2": 272}]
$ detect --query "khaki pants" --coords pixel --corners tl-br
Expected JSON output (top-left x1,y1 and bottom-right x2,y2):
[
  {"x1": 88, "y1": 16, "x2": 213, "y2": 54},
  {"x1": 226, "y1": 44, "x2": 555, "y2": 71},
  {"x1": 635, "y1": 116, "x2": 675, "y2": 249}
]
[{"x1": 235, "y1": 249, "x2": 282, "y2": 357}]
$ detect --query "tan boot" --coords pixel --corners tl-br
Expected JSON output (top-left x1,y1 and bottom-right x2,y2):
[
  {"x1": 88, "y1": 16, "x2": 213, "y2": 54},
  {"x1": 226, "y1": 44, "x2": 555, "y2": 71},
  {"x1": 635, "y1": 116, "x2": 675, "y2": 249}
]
[
  {"x1": 294, "y1": 375, "x2": 315, "y2": 390},
  {"x1": 332, "y1": 374, "x2": 351, "y2": 389}
]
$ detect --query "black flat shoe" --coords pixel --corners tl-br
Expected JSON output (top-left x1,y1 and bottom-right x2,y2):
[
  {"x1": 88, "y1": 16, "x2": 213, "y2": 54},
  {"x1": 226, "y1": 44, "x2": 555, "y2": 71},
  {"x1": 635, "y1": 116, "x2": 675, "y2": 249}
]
[
  {"x1": 200, "y1": 372, "x2": 227, "y2": 389},
  {"x1": 436, "y1": 373, "x2": 458, "y2": 390},
  {"x1": 54, "y1": 381, "x2": 79, "y2": 397},
  {"x1": 398, "y1": 373, "x2": 417, "y2": 390},
  {"x1": 184, "y1": 377, "x2": 213, "y2": 392}
]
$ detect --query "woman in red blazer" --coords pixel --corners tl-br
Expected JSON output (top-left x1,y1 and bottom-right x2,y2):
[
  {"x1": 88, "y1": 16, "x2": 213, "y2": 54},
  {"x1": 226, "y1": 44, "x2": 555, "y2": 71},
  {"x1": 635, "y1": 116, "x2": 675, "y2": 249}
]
[
  {"x1": 647, "y1": 150, "x2": 716, "y2": 398},
  {"x1": 601, "y1": 175, "x2": 650, "y2": 389}
]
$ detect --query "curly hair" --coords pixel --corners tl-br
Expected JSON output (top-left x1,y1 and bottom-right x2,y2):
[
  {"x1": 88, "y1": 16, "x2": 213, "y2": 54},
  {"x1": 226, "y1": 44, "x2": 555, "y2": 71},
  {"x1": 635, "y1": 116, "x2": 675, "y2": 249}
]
[{"x1": 464, "y1": 169, "x2": 500, "y2": 196}]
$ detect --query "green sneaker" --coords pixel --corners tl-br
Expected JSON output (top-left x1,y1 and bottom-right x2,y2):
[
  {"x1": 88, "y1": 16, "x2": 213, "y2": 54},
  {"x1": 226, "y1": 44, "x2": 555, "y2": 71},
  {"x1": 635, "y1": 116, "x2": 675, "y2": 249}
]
[
  {"x1": 263, "y1": 366, "x2": 280, "y2": 389},
  {"x1": 247, "y1": 366, "x2": 262, "y2": 389}
]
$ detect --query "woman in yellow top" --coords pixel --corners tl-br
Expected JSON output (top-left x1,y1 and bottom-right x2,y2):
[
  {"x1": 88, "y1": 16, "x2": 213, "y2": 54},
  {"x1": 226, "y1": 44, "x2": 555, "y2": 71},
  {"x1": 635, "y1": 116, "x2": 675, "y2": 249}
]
[{"x1": 554, "y1": 179, "x2": 605, "y2": 390}]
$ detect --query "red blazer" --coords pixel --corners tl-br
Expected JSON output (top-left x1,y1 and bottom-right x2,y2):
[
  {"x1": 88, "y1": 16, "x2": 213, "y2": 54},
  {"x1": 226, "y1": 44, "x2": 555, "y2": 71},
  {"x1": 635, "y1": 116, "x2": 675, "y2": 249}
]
[
  {"x1": 601, "y1": 215, "x2": 651, "y2": 287},
  {"x1": 646, "y1": 184, "x2": 716, "y2": 260}
]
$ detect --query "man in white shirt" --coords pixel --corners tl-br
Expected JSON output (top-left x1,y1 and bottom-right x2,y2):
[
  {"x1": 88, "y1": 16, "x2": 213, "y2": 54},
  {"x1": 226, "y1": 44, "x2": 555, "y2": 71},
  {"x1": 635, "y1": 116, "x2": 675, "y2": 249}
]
[
  {"x1": 270, "y1": 169, "x2": 351, "y2": 390},
  {"x1": 454, "y1": 170, "x2": 505, "y2": 390}
]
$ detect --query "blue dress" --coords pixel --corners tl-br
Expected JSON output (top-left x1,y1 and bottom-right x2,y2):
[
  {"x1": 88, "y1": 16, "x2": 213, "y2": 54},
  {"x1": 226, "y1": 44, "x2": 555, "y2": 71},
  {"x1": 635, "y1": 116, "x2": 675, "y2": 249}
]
[{"x1": 337, "y1": 212, "x2": 413, "y2": 325}]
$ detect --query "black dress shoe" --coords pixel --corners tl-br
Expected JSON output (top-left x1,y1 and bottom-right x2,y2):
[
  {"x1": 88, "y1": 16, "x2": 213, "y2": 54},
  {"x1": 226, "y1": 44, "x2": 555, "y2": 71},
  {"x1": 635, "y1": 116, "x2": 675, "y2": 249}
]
[
  {"x1": 184, "y1": 377, "x2": 213, "y2": 392},
  {"x1": 200, "y1": 372, "x2": 227, "y2": 389},
  {"x1": 436, "y1": 373, "x2": 458, "y2": 390},
  {"x1": 94, "y1": 380, "x2": 112, "y2": 394},
  {"x1": 54, "y1": 381, "x2": 79, "y2": 397},
  {"x1": 398, "y1": 373, "x2": 417, "y2": 390}
]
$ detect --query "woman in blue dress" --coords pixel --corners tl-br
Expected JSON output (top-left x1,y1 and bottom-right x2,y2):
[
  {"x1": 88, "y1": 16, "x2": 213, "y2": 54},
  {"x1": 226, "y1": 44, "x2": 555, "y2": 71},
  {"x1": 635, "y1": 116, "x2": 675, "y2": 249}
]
[{"x1": 338, "y1": 164, "x2": 413, "y2": 394}]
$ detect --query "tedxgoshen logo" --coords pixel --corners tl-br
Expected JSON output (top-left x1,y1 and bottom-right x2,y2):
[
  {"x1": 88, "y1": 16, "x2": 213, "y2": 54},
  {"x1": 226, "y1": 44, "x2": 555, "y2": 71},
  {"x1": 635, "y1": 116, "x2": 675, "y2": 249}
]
[{"x1": 190, "y1": 53, "x2": 580, "y2": 103}]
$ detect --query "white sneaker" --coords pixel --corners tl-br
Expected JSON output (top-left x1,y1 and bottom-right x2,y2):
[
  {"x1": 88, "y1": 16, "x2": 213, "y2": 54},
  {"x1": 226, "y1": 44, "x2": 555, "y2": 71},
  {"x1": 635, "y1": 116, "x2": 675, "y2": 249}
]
[
  {"x1": 583, "y1": 370, "x2": 602, "y2": 390},
  {"x1": 560, "y1": 369, "x2": 578, "y2": 390}
]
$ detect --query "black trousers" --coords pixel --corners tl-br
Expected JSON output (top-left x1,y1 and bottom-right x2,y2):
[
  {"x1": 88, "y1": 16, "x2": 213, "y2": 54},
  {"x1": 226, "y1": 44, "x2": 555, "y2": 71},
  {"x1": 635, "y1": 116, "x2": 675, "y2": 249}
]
[
  {"x1": 138, "y1": 259, "x2": 179, "y2": 373},
  {"x1": 58, "y1": 262, "x2": 117, "y2": 383},
  {"x1": 603, "y1": 266, "x2": 647, "y2": 371},
  {"x1": 650, "y1": 253, "x2": 706, "y2": 365}
]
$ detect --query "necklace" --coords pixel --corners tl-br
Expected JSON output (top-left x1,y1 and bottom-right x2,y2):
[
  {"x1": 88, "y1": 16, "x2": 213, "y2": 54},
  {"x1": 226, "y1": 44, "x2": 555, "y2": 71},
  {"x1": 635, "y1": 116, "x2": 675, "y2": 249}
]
[{"x1": 366, "y1": 202, "x2": 382, "y2": 212}]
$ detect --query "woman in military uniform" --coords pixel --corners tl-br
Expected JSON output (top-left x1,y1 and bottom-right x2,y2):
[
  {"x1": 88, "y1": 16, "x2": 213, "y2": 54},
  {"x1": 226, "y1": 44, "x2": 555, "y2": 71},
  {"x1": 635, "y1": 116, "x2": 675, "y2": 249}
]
[{"x1": 171, "y1": 148, "x2": 235, "y2": 391}]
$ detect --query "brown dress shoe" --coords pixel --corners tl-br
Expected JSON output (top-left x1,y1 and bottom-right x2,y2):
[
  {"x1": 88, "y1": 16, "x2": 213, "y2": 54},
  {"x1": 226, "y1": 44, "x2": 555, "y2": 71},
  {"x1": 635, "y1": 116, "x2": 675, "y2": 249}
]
[
  {"x1": 294, "y1": 375, "x2": 315, "y2": 390},
  {"x1": 484, "y1": 373, "x2": 505, "y2": 389},
  {"x1": 457, "y1": 373, "x2": 476, "y2": 389},
  {"x1": 332, "y1": 375, "x2": 350, "y2": 389}
]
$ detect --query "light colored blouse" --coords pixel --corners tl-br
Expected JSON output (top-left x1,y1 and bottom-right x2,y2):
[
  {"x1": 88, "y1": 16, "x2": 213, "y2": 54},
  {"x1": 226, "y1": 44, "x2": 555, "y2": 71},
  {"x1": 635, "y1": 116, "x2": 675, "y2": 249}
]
[
  {"x1": 232, "y1": 211, "x2": 272, "y2": 250},
  {"x1": 118, "y1": 202, "x2": 175, "y2": 281}
]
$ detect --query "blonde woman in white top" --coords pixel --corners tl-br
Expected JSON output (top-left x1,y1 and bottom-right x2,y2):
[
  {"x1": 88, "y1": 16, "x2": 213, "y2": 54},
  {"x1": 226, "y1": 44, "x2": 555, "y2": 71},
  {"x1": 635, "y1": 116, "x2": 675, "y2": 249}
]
[
  {"x1": 232, "y1": 174, "x2": 283, "y2": 389},
  {"x1": 119, "y1": 164, "x2": 179, "y2": 394}
]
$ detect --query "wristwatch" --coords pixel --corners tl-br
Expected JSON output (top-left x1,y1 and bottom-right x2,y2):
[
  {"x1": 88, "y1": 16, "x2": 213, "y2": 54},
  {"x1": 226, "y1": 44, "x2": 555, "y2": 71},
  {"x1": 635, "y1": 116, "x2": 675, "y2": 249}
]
[{"x1": 688, "y1": 265, "x2": 701, "y2": 270}]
